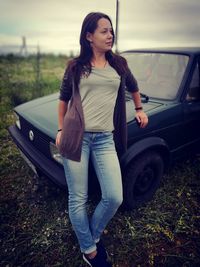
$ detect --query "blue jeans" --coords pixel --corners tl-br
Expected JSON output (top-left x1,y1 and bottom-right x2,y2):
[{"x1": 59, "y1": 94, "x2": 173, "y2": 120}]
[{"x1": 62, "y1": 132, "x2": 123, "y2": 254}]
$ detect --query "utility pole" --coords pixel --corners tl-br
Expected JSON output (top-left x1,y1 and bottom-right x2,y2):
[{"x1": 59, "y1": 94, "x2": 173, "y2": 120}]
[
  {"x1": 19, "y1": 36, "x2": 28, "y2": 57},
  {"x1": 115, "y1": 0, "x2": 119, "y2": 53},
  {"x1": 32, "y1": 43, "x2": 42, "y2": 99},
  {"x1": 36, "y1": 43, "x2": 41, "y2": 86}
]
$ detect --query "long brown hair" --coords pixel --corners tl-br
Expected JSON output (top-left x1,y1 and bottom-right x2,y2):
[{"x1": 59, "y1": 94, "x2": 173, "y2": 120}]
[{"x1": 68, "y1": 12, "x2": 128, "y2": 90}]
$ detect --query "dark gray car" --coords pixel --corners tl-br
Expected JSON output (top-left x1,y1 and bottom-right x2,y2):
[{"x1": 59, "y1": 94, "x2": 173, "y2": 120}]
[{"x1": 8, "y1": 47, "x2": 200, "y2": 209}]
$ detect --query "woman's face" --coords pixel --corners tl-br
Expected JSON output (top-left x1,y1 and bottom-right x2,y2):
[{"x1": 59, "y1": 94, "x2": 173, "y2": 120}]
[{"x1": 87, "y1": 18, "x2": 113, "y2": 53}]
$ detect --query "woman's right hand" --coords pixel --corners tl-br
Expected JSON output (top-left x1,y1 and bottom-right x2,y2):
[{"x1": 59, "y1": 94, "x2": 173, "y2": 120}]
[{"x1": 56, "y1": 131, "x2": 62, "y2": 147}]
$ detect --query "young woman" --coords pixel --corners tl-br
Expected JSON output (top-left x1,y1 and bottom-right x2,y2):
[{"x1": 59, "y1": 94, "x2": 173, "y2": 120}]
[{"x1": 56, "y1": 12, "x2": 148, "y2": 267}]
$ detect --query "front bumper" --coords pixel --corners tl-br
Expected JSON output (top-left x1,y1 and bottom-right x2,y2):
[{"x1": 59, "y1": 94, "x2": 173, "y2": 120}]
[{"x1": 8, "y1": 125, "x2": 66, "y2": 187}]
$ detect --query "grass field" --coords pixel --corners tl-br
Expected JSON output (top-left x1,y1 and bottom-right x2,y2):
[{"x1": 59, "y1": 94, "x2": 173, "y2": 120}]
[{"x1": 0, "y1": 55, "x2": 200, "y2": 267}]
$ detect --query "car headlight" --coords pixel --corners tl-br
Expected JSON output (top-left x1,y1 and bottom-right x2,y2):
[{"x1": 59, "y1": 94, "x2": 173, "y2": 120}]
[
  {"x1": 50, "y1": 142, "x2": 63, "y2": 165},
  {"x1": 14, "y1": 112, "x2": 21, "y2": 130}
]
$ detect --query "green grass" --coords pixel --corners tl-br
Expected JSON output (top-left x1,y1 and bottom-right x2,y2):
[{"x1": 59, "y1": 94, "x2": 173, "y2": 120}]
[
  {"x1": 1, "y1": 121, "x2": 200, "y2": 267},
  {"x1": 0, "y1": 54, "x2": 68, "y2": 113},
  {"x1": 0, "y1": 55, "x2": 200, "y2": 267}
]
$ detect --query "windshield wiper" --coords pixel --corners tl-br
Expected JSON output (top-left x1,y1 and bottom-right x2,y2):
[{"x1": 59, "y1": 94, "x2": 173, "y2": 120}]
[{"x1": 140, "y1": 93, "x2": 149, "y2": 103}]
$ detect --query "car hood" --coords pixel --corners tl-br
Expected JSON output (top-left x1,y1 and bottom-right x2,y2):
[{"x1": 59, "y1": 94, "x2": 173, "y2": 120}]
[
  {"x1": 15, "y1": 93, "x2": 60, "y2": 139},
  {"x1": 15, "y1": 93, "x2": 164, "y2": 140}
]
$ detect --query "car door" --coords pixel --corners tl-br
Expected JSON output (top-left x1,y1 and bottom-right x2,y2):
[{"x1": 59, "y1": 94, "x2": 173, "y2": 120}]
[{"x1": 183, "y1": 56, "x2": 200, "y2": 151}]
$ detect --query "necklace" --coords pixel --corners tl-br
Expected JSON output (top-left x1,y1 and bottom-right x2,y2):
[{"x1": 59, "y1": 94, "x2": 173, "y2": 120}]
[
  {"x1": 91, "y1": 60, "x2": 107, "y2": 68},
  {"x1": 103, "y1": 60, "x2": 107, "y2": 68}
]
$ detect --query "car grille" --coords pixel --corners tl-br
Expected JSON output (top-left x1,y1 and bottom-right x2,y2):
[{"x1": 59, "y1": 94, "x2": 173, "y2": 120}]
[{"x1": 19, "y1": 116, "x2": 53, "y2": 159}]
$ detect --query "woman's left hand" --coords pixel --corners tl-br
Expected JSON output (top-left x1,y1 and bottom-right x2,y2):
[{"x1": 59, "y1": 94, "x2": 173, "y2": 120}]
[{"x1": 135, "y1": 110, "x2": 148, "y2": 128}]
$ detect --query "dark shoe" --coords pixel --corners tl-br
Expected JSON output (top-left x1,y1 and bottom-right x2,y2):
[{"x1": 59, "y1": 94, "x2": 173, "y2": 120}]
[
  {"x1": 96, "y1": 240, "x2": 108, "y2": 260},
  {"x1": 83, "y1": 252, "x2": 112, "y2": 267}
]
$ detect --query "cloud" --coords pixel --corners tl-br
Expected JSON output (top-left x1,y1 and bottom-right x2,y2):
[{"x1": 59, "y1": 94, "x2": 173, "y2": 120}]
[
  {"x1": 118, "y1": 0, "x2": 200, "y2": 50},
  {"x1": 0, "y1": 0, "x2": 199, "y2": 54}
]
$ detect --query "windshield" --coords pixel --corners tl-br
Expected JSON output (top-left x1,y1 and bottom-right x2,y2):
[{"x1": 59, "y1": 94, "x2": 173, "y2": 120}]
[{"x1": 123, "y1": 52, "x2": 189, "y2": 100}]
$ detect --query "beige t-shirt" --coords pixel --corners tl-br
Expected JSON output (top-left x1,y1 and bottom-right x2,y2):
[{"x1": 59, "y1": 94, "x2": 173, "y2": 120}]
[{"x1": 79, "y1": 64, "x2": 120, "y2": 132}]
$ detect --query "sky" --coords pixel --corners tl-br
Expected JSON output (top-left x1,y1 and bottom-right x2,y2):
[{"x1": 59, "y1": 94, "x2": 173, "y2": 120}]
[{"x1": 0, "y1": 0, "x2": 200, "y2": 55}]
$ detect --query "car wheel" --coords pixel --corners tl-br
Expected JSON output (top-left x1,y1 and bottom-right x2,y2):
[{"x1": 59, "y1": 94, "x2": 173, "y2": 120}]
[{"x1": 123, "y1": 151, "x2": 164, "y2": 209}]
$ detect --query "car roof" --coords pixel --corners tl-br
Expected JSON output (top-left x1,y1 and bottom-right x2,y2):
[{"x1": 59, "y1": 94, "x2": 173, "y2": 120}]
[{"x1": 122, "y1": 47, "x2": 200, "y2": 56}]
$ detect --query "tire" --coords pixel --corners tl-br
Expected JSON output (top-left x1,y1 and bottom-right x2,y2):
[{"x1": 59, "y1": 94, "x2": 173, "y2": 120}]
[{"x1": 123, "y1": 151, "x2": 164, "y2": 209}]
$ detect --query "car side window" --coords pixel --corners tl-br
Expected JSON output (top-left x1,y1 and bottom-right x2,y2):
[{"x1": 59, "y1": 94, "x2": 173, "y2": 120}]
[{"x1": 186, "y1": 60, "x2": 200, "y2": 101}]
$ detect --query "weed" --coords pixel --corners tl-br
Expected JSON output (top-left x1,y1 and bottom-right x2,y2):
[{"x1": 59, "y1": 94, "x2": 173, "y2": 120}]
[{"x1": 0, "y1": 55, "x2": 200, "y2": 267}]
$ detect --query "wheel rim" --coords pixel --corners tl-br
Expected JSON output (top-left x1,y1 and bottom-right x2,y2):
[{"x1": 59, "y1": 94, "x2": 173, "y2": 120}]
[{"x1": 134, "y1": 166, "x2": 155, "y2": 196}]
